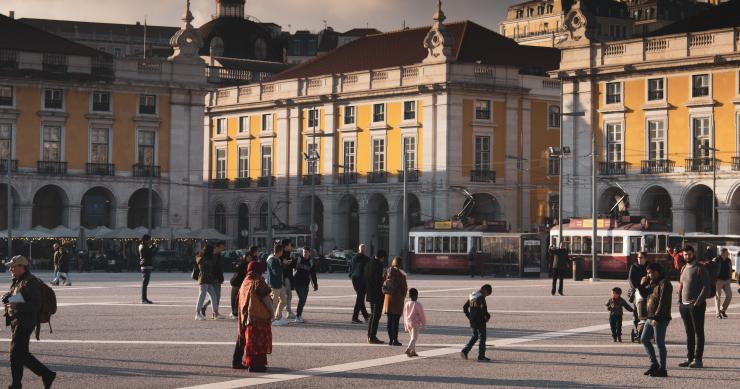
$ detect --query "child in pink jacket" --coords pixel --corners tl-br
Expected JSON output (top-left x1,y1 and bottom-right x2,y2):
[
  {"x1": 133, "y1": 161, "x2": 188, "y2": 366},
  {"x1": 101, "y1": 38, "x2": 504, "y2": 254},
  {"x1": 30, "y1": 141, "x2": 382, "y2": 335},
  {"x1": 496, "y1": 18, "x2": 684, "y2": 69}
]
[{"x1": 403, "y1": 288, "x2": 427, "y2": 357}]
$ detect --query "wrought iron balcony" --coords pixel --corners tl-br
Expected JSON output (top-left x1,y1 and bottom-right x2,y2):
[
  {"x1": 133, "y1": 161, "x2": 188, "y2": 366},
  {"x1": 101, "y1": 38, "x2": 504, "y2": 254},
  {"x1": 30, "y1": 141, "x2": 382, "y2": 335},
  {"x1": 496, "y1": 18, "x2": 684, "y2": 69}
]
[
  {"x1": 685, "y1": 157, "x2": 719, "y2": 173},
  {"x1": 732, "y1": 157, "x2": 740, "y2": 172},
  {"x1": 367, "y1": 171, "x2": 388, "y2": 184},
  {"x1": 210, "y1": 178, "x2": 230, "y2": 189},
  {"x1": 641, "y1": 159, "x2": 675, "y2": 174},
  {"x1": 257, "y1": 176, "x2": 275, "y2": 187},
  {"x1": 302, "y1": 174, "x2": 322, "y2": 186},
  {"x1": 235, "y1": 178, "x2": 252, "y2": 188},
  {"x1": 37, "y1": 161, "x2": 67, "y2": 175},
  {"x1": 397, "y1": 169, "x2": 420, "y2": 183},
  {"x1": 337, "y1": 172, "x2": 358, "y2": 185},
  {"x1": 599, "y1": 161, "x2": 628, "y2": 176},
  {"x1": 133, "y1": 164, "x2": 160, "y2": 178},
  {"x1": 86, "y1": 163, "x2": 115, "y2": 176},
  {"x1": 470, "y1": 169, "x2": 496, "y2": 183},
  {"x1": 0, "y1": 159, "x2": 18, "y2": 172}
]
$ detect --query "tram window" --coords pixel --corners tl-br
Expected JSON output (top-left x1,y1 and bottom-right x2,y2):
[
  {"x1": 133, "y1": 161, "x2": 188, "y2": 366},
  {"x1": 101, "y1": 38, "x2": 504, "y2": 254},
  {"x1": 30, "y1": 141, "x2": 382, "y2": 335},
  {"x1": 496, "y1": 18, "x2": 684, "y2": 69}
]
[
  {"x1": 668, "y1": 236, "x2": 682, "y2": 250},
  {"x1": 409, "y1": 237, "x2": 415, "y2": 252},
  {"x1": 613, "y1": 237, "x2": 624, "y2": 253},
  {"x1": 425, "y1": 237, "x2": 433, "y2": 253},
  {"x1": 644, "y1": 235, "x2": 656, "y2": 253},
  {"x1": 583, "y1": 237, "x2": 592, "y2": 253},
  {"x1": 630, "y1": 236, "x2": 642, "y2": 253},
  {"x1": 460, "y1": 237, "x2": 468, "y2": 253},
  {"x1": 443, "y1": 237, "x2": 450, "y2": 253},
  {"x1": 435, "y1": 237, "x2": 443, "y2": 253},
  {"x1": 595, "y1": 237, "x2": 603, "y2": 253},
  {"x1": 572, "y1": 236, "x2": 582, "y2": 254},
  {"x1": 450, "y1": 237, "x2": 458, "y2": 253},
  {"x1": 563, "y1": 236, "x2": 571, "y2": 251},
  {"x1": 603, "y1": 236, "x2": 612, "y2": 253},
  {"x1": 418, "y1": 237, "x2": 425, "y2": 253},
  {"x1": 657, "y1": 235, "x2": 667, "y2": 252}
]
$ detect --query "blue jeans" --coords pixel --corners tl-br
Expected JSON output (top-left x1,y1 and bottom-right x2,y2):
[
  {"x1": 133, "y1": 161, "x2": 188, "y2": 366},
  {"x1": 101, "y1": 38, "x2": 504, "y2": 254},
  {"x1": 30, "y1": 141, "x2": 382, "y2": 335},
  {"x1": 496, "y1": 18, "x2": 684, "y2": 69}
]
[
  {"x1": 641, "y1": 319, "x2": 669, "y2": 370},
  {"x1": 196, "y1": 284, "x2": 219, "y2": 315},
  {"x1": 295, "y1": 285, "x2": 309, "y2": 317},
  {"x1": 463, "y1": 327, "x2": 487, "y2": 358}
]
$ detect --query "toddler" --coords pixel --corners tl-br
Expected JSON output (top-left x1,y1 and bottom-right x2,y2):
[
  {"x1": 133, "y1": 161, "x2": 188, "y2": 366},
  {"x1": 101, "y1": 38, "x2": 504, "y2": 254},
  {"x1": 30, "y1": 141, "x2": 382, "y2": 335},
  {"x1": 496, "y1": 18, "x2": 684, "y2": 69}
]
[
  {"x1": 606, "y1": 287, "x2": 633, "y2": 342},
  {"x1": 402, "y1": 288, "x2": 427, "y2": 357}
]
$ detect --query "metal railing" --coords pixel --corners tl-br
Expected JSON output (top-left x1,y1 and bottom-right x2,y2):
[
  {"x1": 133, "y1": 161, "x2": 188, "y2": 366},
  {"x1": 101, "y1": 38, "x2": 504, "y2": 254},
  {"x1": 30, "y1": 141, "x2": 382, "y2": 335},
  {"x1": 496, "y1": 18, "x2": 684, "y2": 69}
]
[
  {"x1": 0, "y1": 159, "x2": 18, "y2": 172},
  {"x1": 257, "y1": 176, "x2": 275, "y2": 187},
  {"x1": 337, "y1": 172, "x2": 358, "y2": 185},
  {"x1": 42, "y1": 53, "x2": 68, "y2": 73},
  {"x1": 367, "y1": 171, "x2": 388, "y2": 183},
  {"x1": 0, "y1": 49, "x2": 18, "y2": 70},
  {"x1": 302, "y1": 174, "x2": 322, "y2": 186},
  {"x1": 235, "y1": 178, "x2": 252, "y2": 188},
  {"x1": 641, "y1": 160, "x2": 675, "y2": 174},
  {"x1": 599, "y1": 161, "x2": 628, "y2": 176},
  {"x1": 133, "y1": 164, "x2": 160, "y2": 177},
  {"x1": 37, "y1": 161, "x2": 67, "y2": 175},
  {"x1": 470, "y1": 169, "x2": 495, "y2": 183},
  {"x1": 210, "y1": 179, "x2": 230, "y2": 189},
  {"x1": 397, "y1": 169, "x2": 419, "y2": 183},
  {"x1": 86, "y1": 163, "x2": 115, "y2": 176},
  {"x1": 685, "y1": 157, "x2": 719, "y2": 173}
]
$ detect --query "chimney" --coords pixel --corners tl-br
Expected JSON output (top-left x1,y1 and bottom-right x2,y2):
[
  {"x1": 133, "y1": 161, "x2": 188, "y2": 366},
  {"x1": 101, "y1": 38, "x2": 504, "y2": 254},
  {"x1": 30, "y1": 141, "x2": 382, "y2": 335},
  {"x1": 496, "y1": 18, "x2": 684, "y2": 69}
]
[{"x1": 9, "y1": 11, "x2": 15, "y2": 19}]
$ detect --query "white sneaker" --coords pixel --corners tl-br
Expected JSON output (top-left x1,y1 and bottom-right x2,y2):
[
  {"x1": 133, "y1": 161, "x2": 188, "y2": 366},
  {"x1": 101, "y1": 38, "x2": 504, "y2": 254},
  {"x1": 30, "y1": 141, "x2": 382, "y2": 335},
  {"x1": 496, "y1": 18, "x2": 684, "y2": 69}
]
[
  {"x1": 195, "y1": 313, "x2": 206, "y2": 321},
  {"x1": 287, "y1": 313, "x2": 296, "y2": 320},
  {"x1": 213, "y1": 313, "x2": 226, "y2": 320},
  {"x1": 229, "y1": 314, "x2": 238, "y2": 320},
  {"x1": 272, "y1": 319, "x2": 288, "y2": 326},
  {"x1": 294, "y1": 316, "x2": 305, "y2": 323}
]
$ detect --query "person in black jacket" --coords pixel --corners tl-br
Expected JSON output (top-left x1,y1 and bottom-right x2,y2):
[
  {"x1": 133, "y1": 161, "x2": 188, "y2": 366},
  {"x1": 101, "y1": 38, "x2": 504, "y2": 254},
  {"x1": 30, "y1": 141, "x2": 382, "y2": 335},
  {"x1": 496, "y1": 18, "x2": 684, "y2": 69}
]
[
  {"x1": 202, "y1": 241, "x2": 226, "y2": 319},
  {"x1": 628, "y1": 252, "x2": 649, "y2": 336},
  {"x1": 461, "y1": 284, "x2": 492, "y2": 362},
  {"x1": 139, "y1": 234, "x2": 158, "y2": 304},
  {"x1": 230, "y1": 246, "x2": 257, "y2": 320},
  {"x1": 293, "y1": 247, "x2": 318, "y2": 323},
  {"x1": 280, "y1": 239, "x2": 297, "y2": 319},
  {"x1": 549, "y1": 242, "x2": 569, "y2": 296},
  {"x1": 349, "y1": 244, "x2": 371, "y2": 324},
  {"x1": 4, "y1": 256, "x2": 56, "y2": 389},
  {"x1": 713, "y1": 248, "x2": 732, "y2": 319},
  {"x1": 641, "y1": 262, "x2": 673, "y2": 377},
  {"x1": 365, "y1": 249, "x2": 386, "y2": 344}
]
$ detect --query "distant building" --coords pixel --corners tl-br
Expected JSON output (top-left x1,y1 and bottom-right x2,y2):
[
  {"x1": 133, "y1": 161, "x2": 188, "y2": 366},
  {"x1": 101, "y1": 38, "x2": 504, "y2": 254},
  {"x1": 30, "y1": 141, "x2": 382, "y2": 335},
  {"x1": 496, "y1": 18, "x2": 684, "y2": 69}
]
[
  {"x1": 286, "y1": 27, "x2": 382, "y2": 64},
  {"x1": 619, "y1": 0, "x2": 714, "y2": 36}
]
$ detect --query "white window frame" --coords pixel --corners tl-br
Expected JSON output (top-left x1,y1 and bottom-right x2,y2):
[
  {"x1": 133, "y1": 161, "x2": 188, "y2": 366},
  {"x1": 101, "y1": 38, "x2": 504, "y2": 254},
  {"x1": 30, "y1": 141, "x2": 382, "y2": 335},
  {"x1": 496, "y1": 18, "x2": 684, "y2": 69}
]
[
  {"x1": 40, "y1": 125, "x2": 64, "y2": 162},
  {"x1": 91, "y1": 91, "x2": 111, "y2": 112},
  {"x1": 690, "y1": 73, "x2": 711, "y2": 99},
  {"x1": 548, "y1": 105, "x2": 560, "y2": 128},
  {"x1": 135, "y1": 128, "x2": 158, "y2": 166},
  {"x1": 403, "y1": 101, "x2": 416, "y2": 121},
  {"x1": 690, "y1": 116, "x2": 712, "y2": 158},
  {"x1": 88, "y1": 127, "x2": 112, "y2": 164},
  {"x1": 605, "y1": 82, "x2": 622, "y2": 105},
  {"x1": 605, "y1": 122, "x2": 624, "y2": 162},
  {"x1": 372, "y1": 137, "x2": 386, "y2": 173},
  {"x1": 646, "y1": 77, "x2": 665, "y2": 102},
  {"x1": 305, "y1": 140, "x2": 319, "y2": 175},
  {"x1": 138, "y1": 94, "x2": 157, "y2": 115},
  {"x1": 216, "y1": 118, "x2": 228, "y2": 136},
  {"x1": 372, "y1": 103, "x2": 386, "y2": 124},
  {"x1": 343, "y1": 139, "x2": 356, "y2": 173},
  {"x1": 474, "y1": 99, "x2": 492, "y2": 121},
  {"x1": 238, "y1": 116, "x2": 250, "y2": 134},
  {"x1": 343, "y1": 106, "x2": 356, "y2": 126},
  {"x1": 215, "y1": 147, "x2": 227, "y2": 179},
  {"x1": 0, "y1": 122, "x2": 15, "y2": 160},
  {"x1": 646, "y1": 119, "x2": 666, "y2": 160},
  {"x1": 0, "y1": 85, "x2": 14, "y2": 108},
  {"x1": 237, "y1": 145, "x2": 249, "y2": 178},
  {"x1": 402, "y1": 136, "x2": 417, "y2": 170},
  {"x1": 43, "y1": 88, "x2": 65, "y2": 111},
  {"x1": 307, "y1": 108, "x2": 320, "y2": 129},
  {"x1": 474, "y1": 135, "x2": 491, "y2": 171},
  {"x1": 262, "y1": 113, "x2": 274, "y2": 132},
  {"x1": 260, "y1": 144, "x2": 273, "y2": 177}
]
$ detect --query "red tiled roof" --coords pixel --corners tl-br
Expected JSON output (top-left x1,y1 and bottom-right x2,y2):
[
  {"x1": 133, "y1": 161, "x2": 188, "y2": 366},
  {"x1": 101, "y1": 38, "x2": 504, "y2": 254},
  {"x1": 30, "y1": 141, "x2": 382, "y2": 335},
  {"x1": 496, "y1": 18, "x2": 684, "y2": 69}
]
[
  {"x1": 0, "y1": 15, "x2": 108, "y2": 57},
  {"x1": 272, "y1": 21, "x2": 559, "y2": 81}
]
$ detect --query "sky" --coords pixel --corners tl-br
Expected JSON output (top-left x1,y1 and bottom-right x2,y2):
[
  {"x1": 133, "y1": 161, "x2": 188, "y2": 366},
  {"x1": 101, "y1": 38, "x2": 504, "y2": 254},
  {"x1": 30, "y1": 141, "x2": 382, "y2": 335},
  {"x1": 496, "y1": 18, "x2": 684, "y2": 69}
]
[{"x1": 3, "y1": 0, "x2": 524, "y2": 33}]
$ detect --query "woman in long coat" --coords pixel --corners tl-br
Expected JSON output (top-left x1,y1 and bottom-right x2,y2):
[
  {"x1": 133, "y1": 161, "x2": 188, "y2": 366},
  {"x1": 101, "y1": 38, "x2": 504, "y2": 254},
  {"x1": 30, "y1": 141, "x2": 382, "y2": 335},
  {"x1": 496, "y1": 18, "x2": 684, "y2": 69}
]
[
  {"x1": 237, "y1": 261, "x2": 273, "y2": 372},
  {"x1": 383, "y1": 256, "x2": 408, "y2": 346}
]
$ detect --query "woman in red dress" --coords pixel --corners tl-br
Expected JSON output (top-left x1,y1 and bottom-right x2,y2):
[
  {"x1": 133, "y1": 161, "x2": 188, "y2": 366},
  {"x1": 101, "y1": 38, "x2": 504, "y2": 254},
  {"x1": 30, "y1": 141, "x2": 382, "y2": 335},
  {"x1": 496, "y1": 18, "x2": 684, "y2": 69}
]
[{"x1": 237, "y1": 261, "x2": 273, "y2": 372}]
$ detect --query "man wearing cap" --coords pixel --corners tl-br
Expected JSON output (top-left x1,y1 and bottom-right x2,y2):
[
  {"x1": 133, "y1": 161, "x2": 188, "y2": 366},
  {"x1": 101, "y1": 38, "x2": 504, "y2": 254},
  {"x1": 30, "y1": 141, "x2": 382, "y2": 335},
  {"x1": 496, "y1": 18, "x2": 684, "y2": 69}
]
[{"x1": 3, "y1": 256, "x2": 56, "y2": 388}]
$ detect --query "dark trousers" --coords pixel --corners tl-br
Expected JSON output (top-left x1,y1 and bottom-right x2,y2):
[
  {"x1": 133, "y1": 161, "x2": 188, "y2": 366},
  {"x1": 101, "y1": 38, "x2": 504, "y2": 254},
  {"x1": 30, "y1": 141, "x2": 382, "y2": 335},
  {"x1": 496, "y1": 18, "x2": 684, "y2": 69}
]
[
  {"x1": 367, "y1": 302, "x2": 382, "y2": 339},
  {"x1": 295, "y1": 285, "x2": 309, "y2": 317},
  {"x1": 609, "y1": 314, "x2": 623, "y2": 339},
  {"x1": 679, "y1": 301, "x2": 706, "y2": 361},
  {"x1": 469, "y1": 263, "x2": 476, "y2": 278},
  {"x1": 232, "y1": 336, "x2": 244, "y2": 367},
  {"x1": 551, "y1": 268, "x2": 565, "y2": 294},
  {"x1": 352, "y1": 278, "x2": 369, "y2": 320},
  {"x1": 387, "y1": 313, "x2": 401, "y2": 343},
  {"x1": 462, "y1": 327, "x2": 487, "y2": 358},
  {"x1": 230, "y1": 286, "x2": 240, "y2": 317},
  {"x1": 10, "y1": 324, "x2": 53, "y2": 388},
  {"x1": 141, "y1": 269, "x2": 152, "y2": 302}
]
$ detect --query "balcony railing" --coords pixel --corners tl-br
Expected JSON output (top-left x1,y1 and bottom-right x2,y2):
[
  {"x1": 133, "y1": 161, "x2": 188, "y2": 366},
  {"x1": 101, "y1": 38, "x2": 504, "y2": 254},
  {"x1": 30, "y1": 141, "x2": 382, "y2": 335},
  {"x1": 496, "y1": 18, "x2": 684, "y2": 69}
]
[
  {"x1": 641, "y1": 160, "x2": 675, "y2": 174},
  {"x1": 235, "y1": 178, "x2": 252, "y2": 188},
  {"x1": 133, "y1": 164, "x2": 160, "y2": 178},
  {"x1": 37, "y1": 161, "x2": 67, "y2": 175},
  {"x1": 397, "y1": 169, "x2": 420, "y2": 183},
  {"x1": 470, "y1": 169, "x2": 495, "y2": 183},
  {"x1": 0, "y1": 49, "x2": 18, "y2": 70},
  {"x1": 302, "y1": 174, "x2": 322, "y2": 186},
  {"x1": 257, "y1": 176, "x2": 275, "y2": 187},
  {"x1": 211, "y1": 178, "x2": 230, "y2": 189},
  {"x1": 732, "y1": 157, "x2": 740, "y2": 172},
  {"x1": 599, "y1": 161, "x2": 628, "y2": 176},
  {"x1": 42, "y1": 53, "x2": 68, "y2": 73},
  {"x1": 337, "y1": 172, "x2": 358, "y2": 185},
  {"x1": 91, "y1": 57, "x2": 114, "y2": 77},
  {"x1": 367, "y1": 171, "x2": 388, "y2": 183},
  {"x1": 685, "y1": 157, "x2": 719, "y2": 173},
  {"x1": 0, "y1": 159, "x2": 18, "y2": 172},
  {"x1": 86, "y1": 163, "x2": 115, "y2": 176}
]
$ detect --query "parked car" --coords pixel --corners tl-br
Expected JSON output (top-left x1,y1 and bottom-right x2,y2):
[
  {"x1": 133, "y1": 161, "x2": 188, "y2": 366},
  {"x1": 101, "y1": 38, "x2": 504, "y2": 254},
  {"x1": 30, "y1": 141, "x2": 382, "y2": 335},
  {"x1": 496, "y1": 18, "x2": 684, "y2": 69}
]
[
  {"x1": 153, "y1": 250, "x2": 192, "y2": 272},
  {"x1": 221, "y1": 249, "x2": 247, "y2": 272},
  {"x1": 321, "y1": 250, "x2": 353, "y2": 273}
]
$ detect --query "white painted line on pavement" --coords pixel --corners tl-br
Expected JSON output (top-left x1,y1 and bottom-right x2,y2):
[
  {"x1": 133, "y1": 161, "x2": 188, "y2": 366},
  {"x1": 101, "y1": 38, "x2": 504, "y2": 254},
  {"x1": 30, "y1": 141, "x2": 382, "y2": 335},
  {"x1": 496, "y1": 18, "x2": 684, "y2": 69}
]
[{"x1": 175, "y1": 320, "x2": 629, "y2": 389}]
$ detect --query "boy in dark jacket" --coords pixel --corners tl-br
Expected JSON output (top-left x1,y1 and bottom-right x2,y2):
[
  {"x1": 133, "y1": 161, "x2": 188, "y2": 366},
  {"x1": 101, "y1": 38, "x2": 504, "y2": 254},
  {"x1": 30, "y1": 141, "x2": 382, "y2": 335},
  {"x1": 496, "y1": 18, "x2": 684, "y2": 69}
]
[
  {"x1": 606, "y1": 287, "x2": 633, "y2": 342},
  {"x1": 641, "y1": 262, "x2": 673, "y2": 377},
  {"x1": 461, "y1": 284, "x2": 493, "y2": 362}
]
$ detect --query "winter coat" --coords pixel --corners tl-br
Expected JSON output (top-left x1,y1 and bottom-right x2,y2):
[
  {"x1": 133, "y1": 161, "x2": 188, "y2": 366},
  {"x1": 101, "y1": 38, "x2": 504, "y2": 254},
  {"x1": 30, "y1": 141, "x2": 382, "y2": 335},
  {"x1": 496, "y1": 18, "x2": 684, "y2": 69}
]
[
  {"x1": 349, "y1": 253, "x2": 370, "y2": 280},
  {"x1": 463, "y1": 291, "x2": 490, "y2": 329},
  {"x1": 196, "y1": 255, "x2": 215, "y2": 285},
  {"x1": 4, "y1": 271, "x2": 41, "y2": 327},
  {"x1": 403, "y1": 300, "x2": 427, "y2": 332},
  {"x1": 382, "y1": 266, "x2": 408, "y2": 315},
  {"x1": 54, "y1": 249, "x2": 70, "y2": 273},
  {"x1": 266, "y1": 254, "x2": 284, "y2": 289},
  {"x1": 364, "y1": 258, "x2": 384, "y2": 304},
  {"x1": 646, "y1": 276, "x2": 672, "y2": 321},
  {"x1": 293, "y1": 257, "x2": 318, "y2": 289},
  {"x1": 230, "y1": 257, "x2": 249, "y2": 287}
]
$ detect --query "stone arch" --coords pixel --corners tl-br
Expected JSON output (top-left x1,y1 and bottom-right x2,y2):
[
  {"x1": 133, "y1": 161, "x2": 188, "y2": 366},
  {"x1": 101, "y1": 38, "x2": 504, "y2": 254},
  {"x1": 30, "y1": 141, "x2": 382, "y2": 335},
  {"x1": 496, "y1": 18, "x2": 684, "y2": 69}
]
[
  {"x1": 127, "y1": 188, "x2": 163, "y2": 228},
  {"x1": 299, "y1": 195, "x2": 324, "y2": 251},
  {"x1": 334, "y1": 194, "x2": 359, "y2": 251},
  {"x1": 683, "y1": 184, "x2": 716, "y2": 233},
  {"x1": 367, "y1": 193, "x2": 390, "y2": 255},
  {"x1": 465, "y1": 193, "x2": 503, "y2": 223},
  {"x1": 638, "y1": 185, "x2": 673, "y2": 228},
  {"x1": 598, "y1": 186, "x2": 629, "y2": 218},
  {"x1": 0, "y1": 184, "x2": 21, "y2": 230},
  {"x1": 32, "y1": 185, "x2": 70, "y2": 228},
  {"x1": 214, "y1": 203, "x2": 227, "y2": 234},
  {"x1": 237, "y1": 202, "x2": 250, "y2": 247},
  {"x1": 81, "y1": 186, "x2": 117, "y2": 228}
]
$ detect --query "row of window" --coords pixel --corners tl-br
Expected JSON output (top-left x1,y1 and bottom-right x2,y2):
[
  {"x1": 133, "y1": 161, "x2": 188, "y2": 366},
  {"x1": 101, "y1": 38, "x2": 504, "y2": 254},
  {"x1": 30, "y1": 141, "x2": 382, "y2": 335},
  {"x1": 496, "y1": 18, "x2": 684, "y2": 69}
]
[
  {"x1": 413, "y1": 236, "x2": 472, "y2": 254},
  {"x1": 604, "y1": 71, "x2": 740, "y2": 105},
  {"x1": 514, "y1": 4, "x2": 555, "y2": 19},
  {"x1": 0, "y1": 123, "x2": 156, "y2": 166},
  {"x1": 0, "y1": 86, "x2": 157, "y2": 115}
]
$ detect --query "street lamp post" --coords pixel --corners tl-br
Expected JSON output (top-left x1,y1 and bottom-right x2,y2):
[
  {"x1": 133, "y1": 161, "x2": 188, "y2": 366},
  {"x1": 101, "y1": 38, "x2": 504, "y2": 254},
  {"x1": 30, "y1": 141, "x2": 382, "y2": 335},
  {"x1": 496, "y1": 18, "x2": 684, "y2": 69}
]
[
  {"x1": 402, "y1": 147, "x2": 408, "y2": 259},
  {"x1": 304, "y1": 108, "x2": 320, "y2": 252},
  {"x1": 6, "y1": 133, "x2": 12, "y2": 259},
  {"x1": 699, "y1": 144, "x2": 718, "y2": 234}
]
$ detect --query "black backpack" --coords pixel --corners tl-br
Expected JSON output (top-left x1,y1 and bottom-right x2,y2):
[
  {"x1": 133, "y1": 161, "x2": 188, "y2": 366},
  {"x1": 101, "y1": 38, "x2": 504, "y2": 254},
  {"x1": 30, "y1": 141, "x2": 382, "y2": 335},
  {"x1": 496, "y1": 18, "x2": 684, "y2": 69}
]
[
  {"x1": 34, "y1": 276, "x2": 57, "y2": 340},
  {"x1": 701, "y1": 260, "x2": 719, "y2": 298}
]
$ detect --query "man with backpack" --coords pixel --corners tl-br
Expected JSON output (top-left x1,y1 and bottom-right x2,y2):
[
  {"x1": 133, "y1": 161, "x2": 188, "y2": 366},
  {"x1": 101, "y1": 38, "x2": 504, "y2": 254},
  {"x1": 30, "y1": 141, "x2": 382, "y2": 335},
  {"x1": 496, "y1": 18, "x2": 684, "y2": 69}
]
[
  {"x1": 461, "y1": 284, "x2": 493, "y2": 362},
  {"x1": 712, "y1": 248, "x2": 732, "y2": 319},
  {"x1": 677, "y1": 245, "x2": 711, "y2": 369},
  {"x1": 3, "y1": 255, "x2": 57, "y2": 389}
]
